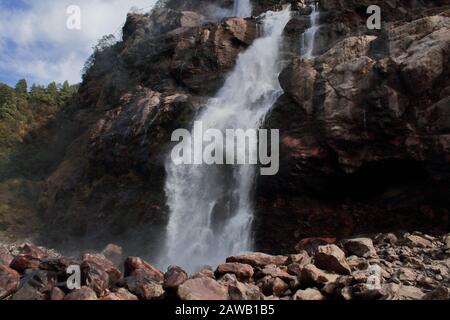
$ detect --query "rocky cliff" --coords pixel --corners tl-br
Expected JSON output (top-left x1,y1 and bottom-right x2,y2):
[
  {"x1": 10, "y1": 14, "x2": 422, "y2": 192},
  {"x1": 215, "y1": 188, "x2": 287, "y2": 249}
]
[{"x1": 33, "y1": 0, "x2": 450, "y2": 259}]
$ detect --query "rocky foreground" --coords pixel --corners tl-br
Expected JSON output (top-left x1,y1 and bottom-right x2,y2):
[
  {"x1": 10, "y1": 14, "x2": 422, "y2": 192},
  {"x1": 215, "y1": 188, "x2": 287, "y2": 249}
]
[{"x1": 1, "y1": 232, "x2": 449, "y2": 300}]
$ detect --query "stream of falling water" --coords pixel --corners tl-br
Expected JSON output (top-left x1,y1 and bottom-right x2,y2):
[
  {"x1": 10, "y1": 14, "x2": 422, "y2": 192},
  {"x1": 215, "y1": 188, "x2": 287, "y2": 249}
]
[
  {"x1": 301, "y1": 2, "x2": 320, "y2": 59},
  {"x1": 233, "y1": 0, "x2": 252, "y2": 18},
  {"x1": 160, "y1": 6, "x2": 291, "y2": 272}
]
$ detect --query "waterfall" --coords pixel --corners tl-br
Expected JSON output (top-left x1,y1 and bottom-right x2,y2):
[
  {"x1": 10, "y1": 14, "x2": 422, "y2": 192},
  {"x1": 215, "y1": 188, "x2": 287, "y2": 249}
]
[
  {"x1": 233, "y1": 0, "x2": 252, "y2": 18},
  {"x1": 161, "y1": 6, "x2": 291, "y2": 272},
  {"x1": 301, "y1": 2, "x2": 320, "y2": 59}
]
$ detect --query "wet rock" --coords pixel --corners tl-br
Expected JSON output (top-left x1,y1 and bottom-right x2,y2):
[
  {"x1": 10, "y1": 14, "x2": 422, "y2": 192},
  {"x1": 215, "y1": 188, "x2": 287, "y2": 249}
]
[
  {"x1": 0, "y1": 265, "x2": 20, "y2": 299},
  {"x1": 342, "y1": 238, "x2": 377, "y2": 258},
  {"x1": 64, "y1": 286, "x2": 98, "y2": 300},
  {"x1": 293, "y1": 288, "x2": 325, "y2": 300},
  {"x1": 124, "y1": 257, "x2": 164, "y2": 283},
  {"x1": 178, "y1": 277, "x2": 228, "y2": 300},
  {"x1": 314, "y1": 245, "x2": 352, "y2": 275},
  {"x1": 226, "y1": 253, "x2": 287, "y2": 268},
  {"x1": 216, "y1": 263, "x2": 254, "y2": 282},
  {"x1": 164, "y1": 265, "x2": 188, "y2": 289}
]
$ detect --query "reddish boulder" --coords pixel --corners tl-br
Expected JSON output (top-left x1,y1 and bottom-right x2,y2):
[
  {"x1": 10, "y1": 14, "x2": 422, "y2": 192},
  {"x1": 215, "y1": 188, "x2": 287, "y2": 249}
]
[
  {"x1": 216, "y1": 263, "x2": 254, "y2": 282},
  {"x1": 178, "y1": 277, "x2": 228, "y2": 300},
  {"x1": 295, "y1": 237, "x2": 337, "y2": 254},
  {"x1": 102, "y1": 244, "x2": 123, "y2": 267},
  {"x1": 125, "y1": 257, "x2": 164, "y2": 283},
  {"x1": 226, "y1": 253, "x2": 288, "y2": 268},
  {"x1": 50, "y1": 287, "x2": 66, "y2": 301},
  {"x1": 0, "y1": 265, "x2": 20, "y2": 299},
  {"x1": 82, "y1": 253, "x2": 122, "y2": 284},
  {"x1": 101, "y1": 288, "x2": 138, "y2": 301},
  {"x1": 64, "y1": 286, "x2": 98, "y2": 300},
  {"x1": 164, "y1": 265, "x2": 188, "y2": 289},
  {"x1": 314, "y1": 245, "x2": 352, "y2": 275}
]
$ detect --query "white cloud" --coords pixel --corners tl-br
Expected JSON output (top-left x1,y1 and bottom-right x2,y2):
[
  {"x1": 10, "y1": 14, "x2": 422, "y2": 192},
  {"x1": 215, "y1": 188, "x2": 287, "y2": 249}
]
[{"x1": 0, "y1": 0, "x2": 157, "y2": 86}]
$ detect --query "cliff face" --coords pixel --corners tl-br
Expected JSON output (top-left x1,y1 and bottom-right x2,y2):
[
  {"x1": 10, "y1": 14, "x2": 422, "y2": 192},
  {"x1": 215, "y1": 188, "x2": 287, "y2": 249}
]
[
  {"x1": 256, "y1": 0, "x2": 450, "y2": 252},
  {"x1": 37, "y1": 0, "x2": 450, "y2": 256}
]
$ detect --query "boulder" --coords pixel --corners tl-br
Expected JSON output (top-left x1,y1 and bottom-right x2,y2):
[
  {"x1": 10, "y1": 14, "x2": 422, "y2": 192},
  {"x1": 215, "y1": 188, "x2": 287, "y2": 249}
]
[
  {"x1": 257, "y1": 265, "x2": 298, "y2": 288},
  {"x1": 352, "y1": 283, "x2": 384, "y2": 300},
  {"x1": 226, "y1": 253, "x2": 288, "y2": 268},
  {"x1": 11, "y1": 283, "x2": 46, "y2": 301},
  {"x1": 81, "y1": 260, "x2": 110, "y2": 297},
  {"x1": 403, "y1": 235, "x2": 433, "y2": 248},
  {"x1": 164, "y1": 265, "x2": 188, "y2": 289},
  {"x1": 50, "y1": 287, "x2": 66, "y2": 301},
  {"x1": 121, "y1": 276, "x2": 165, "y2": 300},
  {"x1": 342, "y1": 238, "x2": 377, "y2": 258},
  {"x1": 178, "y1": 277, "x2": 228, "y2": 300},
  {"x1": 124, "y1": 257, "x2": 164, "y2": 283},
  {"x1": 229, "y1": 282, "x2": 262, "y2": 301},
  {"x1": 314, "y1": 245, "x2": 352, "y2": 275},
  {"x1": 300, "y1": 264, "x2": 339, "y2": 288},
  {"x1": 64, "y1": 286, "x2": 98, "y2": 300},
  {"x1": 216, "y1": 263, "x2": 254, "y2": 282},
  {"x1": 101, "y1": 244, "x2": 123, "y2": 267},
  {"x1": 82, "y1": 253, "x2": 122, "y2": 285},
  {"x1": 293, "y1": 288, "x2": 325, "y2": 300},
  {"x1": 0, "y1": 247, "x2": 13, "y2": 266},
  {"x1": 286, "y1": 251, "x2": 311, "y2": 266},
  {"x1": 444, "y1": 235, "x2": 450, "y2": 249},
  {"x1": 422, "y1": 287, "x2": 449, "y2": 300},
  {"x1": 0, "y1": 265, "x2": 20, "y2": 299},
  {"x1": 101, "y1": 288, "x2": 138, "y2": 301}
]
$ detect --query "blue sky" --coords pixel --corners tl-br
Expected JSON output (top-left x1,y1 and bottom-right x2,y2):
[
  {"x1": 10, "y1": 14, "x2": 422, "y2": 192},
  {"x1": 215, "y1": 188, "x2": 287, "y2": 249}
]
[{"x1": 0, "y1": 0, "x2": 157, "y2": 87}]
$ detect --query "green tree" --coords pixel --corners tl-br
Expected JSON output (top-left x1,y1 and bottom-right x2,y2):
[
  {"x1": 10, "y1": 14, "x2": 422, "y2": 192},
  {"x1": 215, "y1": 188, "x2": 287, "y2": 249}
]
[{"x1": 15, "y1": 79, "x2": 28, "y2": 96}]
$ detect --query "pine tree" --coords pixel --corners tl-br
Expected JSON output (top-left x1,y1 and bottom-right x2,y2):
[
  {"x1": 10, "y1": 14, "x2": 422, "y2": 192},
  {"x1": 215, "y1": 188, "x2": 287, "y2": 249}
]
[{"x1": 15, "y1": 79, "x2": 28, "y2": 96}]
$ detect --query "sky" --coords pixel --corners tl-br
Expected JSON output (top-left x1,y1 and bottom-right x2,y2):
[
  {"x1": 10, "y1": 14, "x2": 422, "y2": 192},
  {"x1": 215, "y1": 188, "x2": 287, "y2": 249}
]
[{"x1": 0, "y1": 0, "x2": 158, "y2": 87}]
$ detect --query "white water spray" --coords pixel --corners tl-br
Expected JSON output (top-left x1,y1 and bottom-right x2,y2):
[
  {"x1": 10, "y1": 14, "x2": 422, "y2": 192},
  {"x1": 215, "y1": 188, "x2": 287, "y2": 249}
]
[
  {"x1": 301, "y1": 2, "x2": 320, "y2": 59},
  {"x1": 233, "y1": 0, "x2": 252, "y2": 18},
  {"x1": 161, "y1": 7, "x2": 291, "y2": 272}
]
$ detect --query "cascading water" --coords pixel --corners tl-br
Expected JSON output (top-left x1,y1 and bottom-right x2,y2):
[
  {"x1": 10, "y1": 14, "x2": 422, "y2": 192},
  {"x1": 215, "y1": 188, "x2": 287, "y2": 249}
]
[
  {"x1": 233, "y1": 0, "x2": 252, "y2": 18},
  {"x1": 301, "y1": 2, "x2": 320, "y2": 59},
  {"x1": 161, "y1": 6, "x2": 291, "y2": 272}
]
